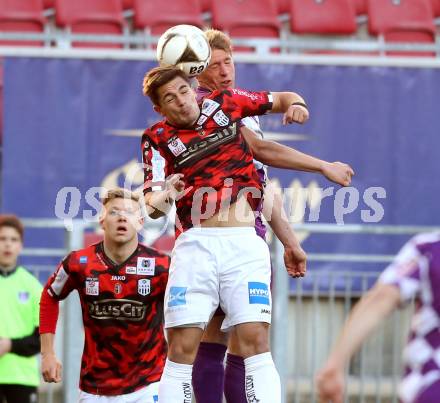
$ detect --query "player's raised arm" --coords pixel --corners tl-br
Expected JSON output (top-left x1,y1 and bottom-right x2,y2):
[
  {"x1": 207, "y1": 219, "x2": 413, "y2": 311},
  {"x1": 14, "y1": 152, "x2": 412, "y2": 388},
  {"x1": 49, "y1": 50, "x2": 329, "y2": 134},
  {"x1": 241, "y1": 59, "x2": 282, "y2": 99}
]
[
  {"x1": 241, "y1": 127, "x2": 354, "y2": 186},
  {"x1": 270, "y1": 92, "x2": 309, "y2": 125}
]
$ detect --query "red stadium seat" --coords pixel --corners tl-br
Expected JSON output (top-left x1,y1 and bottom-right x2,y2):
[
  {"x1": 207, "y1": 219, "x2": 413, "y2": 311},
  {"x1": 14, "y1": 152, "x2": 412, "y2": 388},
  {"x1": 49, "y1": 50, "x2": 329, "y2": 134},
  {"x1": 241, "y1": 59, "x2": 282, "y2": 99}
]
[
  {"x1": 200, "y1": 0, "x2": 213, "y2": 13},
  {"x1": 431, "y1": 0, "x2": 440, "y2": 16},
  {"x1": 0, "y1": 0, "x2": 46, "y2": 47},
  {"x1": 43, "y1": 0, "x2": 54, "y2": 9},
  {"x1": 55, "y1": 0, "x2": 126, "y2": 48},
  {"x1": 276, "y1": 0, "x2": 290, "y2": 14},
  {"x1": 368, "y1": 0, "x2": 436, "y2": 56},
  {"x1": 354, "y1": 0, "x2": 368, "y2": 15},
  {"x1": 133, "y1": 0, "x2": 204, "y2": 36},
  {"x1": 122, "y1": 0, "x2": 134, "y2": 10},
  {"x1": 290, "y1": 0, "x2": 357, "y2": 34},
  {"x1": 151, "y1": 234, "x2": 175, "y2": 254},
  {"x1": 211, "y1": 0, "x2": 281, "y2": 52}
]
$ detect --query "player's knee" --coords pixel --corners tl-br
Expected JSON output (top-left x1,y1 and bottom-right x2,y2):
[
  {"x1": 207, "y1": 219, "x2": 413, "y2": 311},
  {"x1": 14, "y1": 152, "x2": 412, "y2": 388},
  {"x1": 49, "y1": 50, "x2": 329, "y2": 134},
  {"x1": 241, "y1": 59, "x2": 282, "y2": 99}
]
[
  {"x1": 235, "y1": 322, "x2": 270, "y2": 358},
  {"x1": 167, "y1": 328, "x2": 202, "y2": 364}
]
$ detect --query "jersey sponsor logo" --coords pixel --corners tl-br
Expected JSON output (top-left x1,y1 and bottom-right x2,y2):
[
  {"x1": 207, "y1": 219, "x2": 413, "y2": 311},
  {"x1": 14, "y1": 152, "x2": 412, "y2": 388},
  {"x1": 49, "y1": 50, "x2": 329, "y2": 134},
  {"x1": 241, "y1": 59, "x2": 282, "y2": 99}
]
[
  {"x1": 174, "y1": 123, "x2": 238, "y2": 169},
  {"x1": 151, "y1": 148, "x2": 166, "y2": 183},
  {"x1": 213, "y1": 110, "x2": 230, "y2": 127},
  {"x1": 18, "y1": 291, "x2": 30, "y2": 303},
  {"x1": 153, "y1": 396, "x2": 159, "y2": 403},
  {"x1": 248, "y1": 282, "x2": 270, "y2": 305},
  {"x1": 87, "y1": 299, "x2": 146, "y2": 321},
  {"x1": 196, "y1": 114, "x2": 208, "y2": 126},
  {"x1": 167, "y1": 136, "x2": 187, "y2": 157},
  {"x1": 138, "y1": 279, "x2": 151, "y2": 296},
  {"x1": 85, "y1": 277, "x2": 99, "y2": 296},
  {"x1": 79, "y1": 256, "x2": 87, "y2": 264},
  {"x1": 168, "y1": 286, "x2": 187, "y2": 307},
  {"x1": 111, "y1": 275, "x2": 126, "y2": 281},
  {"x1": 114, "y1": 283, "x2": 123, "y2": 295},
  {"x1": 232, "y1": 88, "x2": 261, "y2": 101},
  {"x1": 201, "y1": 99, "x2": 220, "y2": 116},
  {"x1": 137, "y1": 257, "x2": 155, "y2": 275},
  {"x1": 126, "y1": 266, "x2": 137, "y2": 275}
]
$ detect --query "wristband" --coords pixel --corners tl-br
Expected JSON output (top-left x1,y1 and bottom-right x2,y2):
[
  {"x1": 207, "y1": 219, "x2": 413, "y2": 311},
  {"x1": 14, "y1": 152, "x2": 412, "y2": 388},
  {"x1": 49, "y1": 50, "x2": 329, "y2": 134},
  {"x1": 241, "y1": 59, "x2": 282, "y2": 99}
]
[{"x1": 291, "y1": 102, "x2": 308, "y2": 109}]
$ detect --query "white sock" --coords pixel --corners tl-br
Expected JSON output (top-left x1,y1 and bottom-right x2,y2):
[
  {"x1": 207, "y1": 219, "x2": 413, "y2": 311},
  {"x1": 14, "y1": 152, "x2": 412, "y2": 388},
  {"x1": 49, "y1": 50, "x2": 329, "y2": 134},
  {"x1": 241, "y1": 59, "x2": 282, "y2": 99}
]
[
  {"x1": 244, "y1": 352, "x2": 281, "y2": 403},
  {"x1": 158, "y1": 359, "x2": 193, "y2": 403}
]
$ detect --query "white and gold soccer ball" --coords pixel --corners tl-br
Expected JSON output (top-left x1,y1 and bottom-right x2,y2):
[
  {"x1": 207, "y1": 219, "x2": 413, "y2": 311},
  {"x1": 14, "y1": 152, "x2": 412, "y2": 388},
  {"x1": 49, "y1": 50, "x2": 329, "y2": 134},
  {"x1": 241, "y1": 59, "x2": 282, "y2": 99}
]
[{"x1": 156, "y1": 24, "x2": 211, "y2": 78}]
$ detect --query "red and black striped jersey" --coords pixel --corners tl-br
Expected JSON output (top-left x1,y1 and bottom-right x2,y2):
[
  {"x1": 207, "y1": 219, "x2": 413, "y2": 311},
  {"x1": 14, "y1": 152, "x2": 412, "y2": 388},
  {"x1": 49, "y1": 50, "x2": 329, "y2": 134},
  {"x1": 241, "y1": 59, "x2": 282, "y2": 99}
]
[
  {"x1": 43, "y1": 242, "x2": 170, "y2": 396},
  {"x1": 142, "y1": 88, "x2": 273, "y2": 236}
]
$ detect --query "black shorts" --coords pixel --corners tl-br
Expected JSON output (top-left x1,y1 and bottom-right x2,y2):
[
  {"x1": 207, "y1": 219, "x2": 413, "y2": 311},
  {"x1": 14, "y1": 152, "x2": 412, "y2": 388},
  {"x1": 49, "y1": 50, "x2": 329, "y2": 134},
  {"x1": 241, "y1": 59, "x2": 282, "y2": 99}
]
[{"x1": 0, "y1": 384, "x2": 38, "y2": 403}]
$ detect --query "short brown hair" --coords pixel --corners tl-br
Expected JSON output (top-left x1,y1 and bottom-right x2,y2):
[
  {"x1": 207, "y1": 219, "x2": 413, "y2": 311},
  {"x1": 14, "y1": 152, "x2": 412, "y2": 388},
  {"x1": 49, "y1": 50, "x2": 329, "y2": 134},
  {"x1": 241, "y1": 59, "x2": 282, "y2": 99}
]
[
  {"x1": 142, "y1": 66, "x2": 190, "y2": 105},
  {"x1": 0, "y1": 214, "x2": 24, "y2": 240},
  {"x1": 204, "y1": 29, "x2": 233, "y2": 54},
  {"x1": 101, "y1": 188, "x2": 140, "y2": 206}
]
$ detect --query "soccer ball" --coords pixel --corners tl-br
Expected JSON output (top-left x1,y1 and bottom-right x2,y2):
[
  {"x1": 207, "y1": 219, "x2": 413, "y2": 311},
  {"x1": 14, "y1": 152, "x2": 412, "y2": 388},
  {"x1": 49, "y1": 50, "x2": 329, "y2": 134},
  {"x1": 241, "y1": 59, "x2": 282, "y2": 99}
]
[{"x1": 156, "y1": 25, "x2": 211, "y2": 78}]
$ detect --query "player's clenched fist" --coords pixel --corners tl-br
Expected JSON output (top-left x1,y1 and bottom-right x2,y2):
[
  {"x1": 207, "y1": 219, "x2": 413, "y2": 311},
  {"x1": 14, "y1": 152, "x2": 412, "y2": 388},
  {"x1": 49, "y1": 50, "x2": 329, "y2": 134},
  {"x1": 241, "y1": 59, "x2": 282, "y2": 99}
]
[
  {"x1": 315, "y1": 363, "x2": 345, "y2": 403},
  {"x1": 283, "y1": 104, "x2": 309, "y2": 125},
  {"x1": 165, "y1": 173, "x2": 186, "y2": 199},
  {"x1": 41, "y1": 352, "x2": 62, "y2": 383},
  {"x1": 322, "y1": 161, "x2": 355, "y2": 187}
]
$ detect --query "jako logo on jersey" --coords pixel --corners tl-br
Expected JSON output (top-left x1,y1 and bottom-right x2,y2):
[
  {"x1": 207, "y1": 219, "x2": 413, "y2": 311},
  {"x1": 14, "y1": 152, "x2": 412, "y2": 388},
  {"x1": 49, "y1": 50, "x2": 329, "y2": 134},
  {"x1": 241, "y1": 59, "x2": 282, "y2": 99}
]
[
  {"x1": 167, "y1": 136, "x2": 187, "y2": 157},
  {"x1": 213, "y1": 110, "x2": 230, "y2": 126},
  {"x1": 248, "y1": 282, "x2": 270, "y2": 305},
  {"x1": 245, "y1": 375, "x2": 260, "y2": 402},
  {"x1": 79, "y1": 256, "x2": 87, "y2": 264},
  {"x1": 88, "y1": 299, "x2": 146, "y2": 321},
  {"x1": 201, "y1": 99, "x2": 220, "y2": 116},
  {"x1": 85, "y1": 278, "x2": 99, "y2": 296},
  {"x1": 138, "y1": 279, "x2": 151, "y2": 296},
  {"x1": 137, "y1": 257, "x2": 155, "y2": 275},
  {"x1": 168, "y1": 287, "x2": 187, "y2": 307},
  {"x1": 111, "y1": 275, "x2": 126, "y2": 281}
]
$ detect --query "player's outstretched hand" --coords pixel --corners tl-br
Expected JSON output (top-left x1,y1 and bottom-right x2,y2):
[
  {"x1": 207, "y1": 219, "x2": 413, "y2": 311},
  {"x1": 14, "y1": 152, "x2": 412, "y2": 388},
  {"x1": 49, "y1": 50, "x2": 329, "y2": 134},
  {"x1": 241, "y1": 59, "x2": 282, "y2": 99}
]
[
  {"x1": 315, "y1": 362, "x2": 345, "y2": 403},
  {"x1": 322, "y1": 161, "x2": 355, "y2": 187},
  {"x1": 41, "y1": 352, "x2": 62, "y2": 383},
  {"x1": 284, "y1": 244, "x2": 307, "y2": 278},
  {"x1": 283, "y1": 104, "x2": 309, "y2": 125}
]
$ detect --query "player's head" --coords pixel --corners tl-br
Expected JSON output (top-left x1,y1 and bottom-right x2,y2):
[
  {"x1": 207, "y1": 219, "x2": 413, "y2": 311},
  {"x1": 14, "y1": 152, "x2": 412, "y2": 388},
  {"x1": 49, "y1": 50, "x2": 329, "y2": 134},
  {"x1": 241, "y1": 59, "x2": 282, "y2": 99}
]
[
  {"x1": 143, "y1": 66, "x2": 200, "y2": 128},
  {"x1": 197, "y1": 29, "x2": 236, "y2": 92},
  {"x1": 100, "y1": 188, "x2": 144, "y2": 245},
  {"x1": 0, "y1": 214, "x2": 24, "y2": 269}
]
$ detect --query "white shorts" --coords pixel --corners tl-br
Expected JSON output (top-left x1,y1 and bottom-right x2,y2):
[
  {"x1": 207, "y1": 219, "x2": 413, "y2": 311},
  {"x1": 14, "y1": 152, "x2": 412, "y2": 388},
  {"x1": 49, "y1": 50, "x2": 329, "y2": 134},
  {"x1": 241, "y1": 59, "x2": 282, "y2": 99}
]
[
  {"x1": 78, "y1": 383, "x2": 159, "y2": 403},
  {"x1": 164, "y1": 227, "x2": 272, "y2": 332}
]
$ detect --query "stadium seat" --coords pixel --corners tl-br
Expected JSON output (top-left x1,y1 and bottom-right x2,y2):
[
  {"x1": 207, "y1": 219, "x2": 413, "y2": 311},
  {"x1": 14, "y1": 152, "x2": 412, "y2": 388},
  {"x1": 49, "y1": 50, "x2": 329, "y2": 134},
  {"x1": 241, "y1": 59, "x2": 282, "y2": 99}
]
[
  {"x1": 200, "y1": 0, "x2": 213, "y2": 13},
  {"x1": 133, "y1": 0, "x2": 204, "y2": 37},
  {"x1": 55, "y1": 0, "x2": 126, "y2": 48},
  {"x1": 354, "y1": 0, "x2": 368, "y2": 15},
  {"x1": 43, "y1": 0, "x2": 54, "y2": 9},
  {"x1": 431, "y1": 0, "x2": 440, "y2": 16},
  {"x1": 122, "y1": 0, "x2": 134, "y2": 10},
  {"x1": 211, "y1": 0, "x2": 281, "y2": 52},
  {"x1": 368, "y1": 0, "x2": 436, "y2": 56},
  {"x1": 276, "y1": 0, "x2": 290, "y2": 14},
  {"x1": 290, "y1": 0, "x2": 357, "y2": 35},
  {"x1": 0, "y1": 0, "x2": 46, "y2": 47}
]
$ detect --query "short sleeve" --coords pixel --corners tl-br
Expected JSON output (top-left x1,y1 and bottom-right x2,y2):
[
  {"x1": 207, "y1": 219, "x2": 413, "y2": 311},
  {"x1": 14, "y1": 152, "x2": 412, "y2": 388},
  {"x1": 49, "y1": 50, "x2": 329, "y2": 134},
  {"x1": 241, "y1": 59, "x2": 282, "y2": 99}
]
[
  {"x1": 44, "y1": 255, "x2": 77, "y2": 301},
  {"x1": 228, "y1": 88, "x2": 273, "y2": 117}
]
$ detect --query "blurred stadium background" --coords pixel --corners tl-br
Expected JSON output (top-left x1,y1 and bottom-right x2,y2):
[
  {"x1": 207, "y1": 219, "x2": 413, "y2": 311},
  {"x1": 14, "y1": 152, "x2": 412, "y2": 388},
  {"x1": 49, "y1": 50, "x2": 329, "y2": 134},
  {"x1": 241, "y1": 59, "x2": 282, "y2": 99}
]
[{"x1": 1, "y1": 0, "x2": 440, "y2": 402}]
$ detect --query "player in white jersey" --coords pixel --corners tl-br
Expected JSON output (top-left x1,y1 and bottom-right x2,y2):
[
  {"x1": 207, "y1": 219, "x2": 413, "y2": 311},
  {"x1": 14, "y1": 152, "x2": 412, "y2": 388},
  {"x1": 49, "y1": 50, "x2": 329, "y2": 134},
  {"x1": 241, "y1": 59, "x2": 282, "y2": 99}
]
[{"x1": 316, "y1": 232, "x2": 440, "y2": 403}]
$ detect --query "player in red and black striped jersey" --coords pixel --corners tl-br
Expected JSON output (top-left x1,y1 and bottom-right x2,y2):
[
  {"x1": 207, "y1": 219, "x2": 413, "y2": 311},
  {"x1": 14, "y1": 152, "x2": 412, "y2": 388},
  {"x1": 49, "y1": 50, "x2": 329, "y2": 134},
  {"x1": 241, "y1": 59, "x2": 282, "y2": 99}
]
[
  {"x1": 39, "y1": 189, "x2": 169, "y2": 403},
  {"x1": 141, "y1": 66, "x2": 314, "y2": 403}
]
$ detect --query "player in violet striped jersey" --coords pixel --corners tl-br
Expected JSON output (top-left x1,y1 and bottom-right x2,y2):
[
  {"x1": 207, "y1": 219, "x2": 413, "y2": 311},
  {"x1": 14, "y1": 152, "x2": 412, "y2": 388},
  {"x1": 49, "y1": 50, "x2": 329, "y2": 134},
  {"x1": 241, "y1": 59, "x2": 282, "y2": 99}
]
[
  {"x1": 191, "y1": 29, "x2": 355, "y2": 403},
  {"x1": 316, "y1": 232, "x2": 440, "y2": 403}
]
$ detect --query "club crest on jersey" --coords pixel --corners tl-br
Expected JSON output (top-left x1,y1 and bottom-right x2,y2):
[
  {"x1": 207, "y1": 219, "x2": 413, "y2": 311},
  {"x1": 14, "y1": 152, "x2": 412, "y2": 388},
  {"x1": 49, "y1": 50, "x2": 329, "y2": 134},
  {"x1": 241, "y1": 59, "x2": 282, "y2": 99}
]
[
  {"x1": 167, "y1": 137, "x2": 187, "y2": 157},
  {"x1": 201, "y1": 99, "x2": 220, "y2": 116},
  {"x1": 138, "y1": 279, "x2": 151, "y2": 296},
  {"x1": 213, "y1": 110, "x2": 230, "y2": 126},
  {"x1": 85, "y1": 278, "x2": 99, "y2": 296},
  {"x1": 137, "y1": 257, "x2": 155, "y2": 275},
  {"x1": 126, "y1": 266, "x2": 137, "y2": 275},
  {"x1": 18, "y1": 291, "x2": 30, "y2": 303}
]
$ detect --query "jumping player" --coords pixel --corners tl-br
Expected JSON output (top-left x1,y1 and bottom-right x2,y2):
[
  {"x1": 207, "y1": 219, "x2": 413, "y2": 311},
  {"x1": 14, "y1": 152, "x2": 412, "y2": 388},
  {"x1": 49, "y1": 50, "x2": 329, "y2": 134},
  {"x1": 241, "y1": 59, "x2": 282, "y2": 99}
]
[
  {"x1": 40, "y1": 188, "x2": 169, "y2": 403},
  {"x1": 191, "y1": 29, "x2": 355, "y2": 403},
  {"x1": 316, "y1": 233, "x2": 440, "y2": 403},
  {"x1": 141, "y1": 65, "x2": 351, "y2": 402}
]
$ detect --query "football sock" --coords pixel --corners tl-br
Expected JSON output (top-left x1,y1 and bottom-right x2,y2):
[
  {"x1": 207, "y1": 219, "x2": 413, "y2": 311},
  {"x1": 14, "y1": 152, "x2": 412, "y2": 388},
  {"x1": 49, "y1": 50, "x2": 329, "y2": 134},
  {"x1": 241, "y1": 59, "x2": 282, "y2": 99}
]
[
  {"x1": 224, "y1": 353, "x2": 247, "y2": 403},
  {"x1": 158, "y1": 359, "x2": 193, "y2": 403}
]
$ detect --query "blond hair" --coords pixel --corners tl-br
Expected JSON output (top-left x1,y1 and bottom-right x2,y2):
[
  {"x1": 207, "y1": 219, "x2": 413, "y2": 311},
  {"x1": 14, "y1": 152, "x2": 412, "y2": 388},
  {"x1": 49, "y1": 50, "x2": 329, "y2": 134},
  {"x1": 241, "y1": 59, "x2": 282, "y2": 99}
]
[
  {"x1": 101, "y1": 188, "x2": 140, "y2": 206},
  {"x1": 204, "y1": 29, "x2": 233, "y2": 54},
  {"x1": 142, "y1": 66, "x2": 190, "y2": 105}
]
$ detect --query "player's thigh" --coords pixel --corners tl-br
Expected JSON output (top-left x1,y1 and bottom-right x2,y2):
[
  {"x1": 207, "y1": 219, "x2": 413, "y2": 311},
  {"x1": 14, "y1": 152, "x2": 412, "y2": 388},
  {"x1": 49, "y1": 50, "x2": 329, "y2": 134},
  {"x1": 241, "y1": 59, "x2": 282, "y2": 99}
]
[
  {"x1": 202, "y1": 310, "x2": 229, "y2": 345},
  {"x1": 234, "y1": 322, "x2": 270, "y2": 358},
  {"x1": 164, "y1": 230, "x2": 219, "y2": 328},
  {"x1": 2, "y1": 385, "x2": 38, "y2": 403},
  {"x1": 219, "y1": 232, "x2": 271, "y2": 332},
  {"x1": 128, "y1": 383, "x2": 159, "y2": 403}
]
